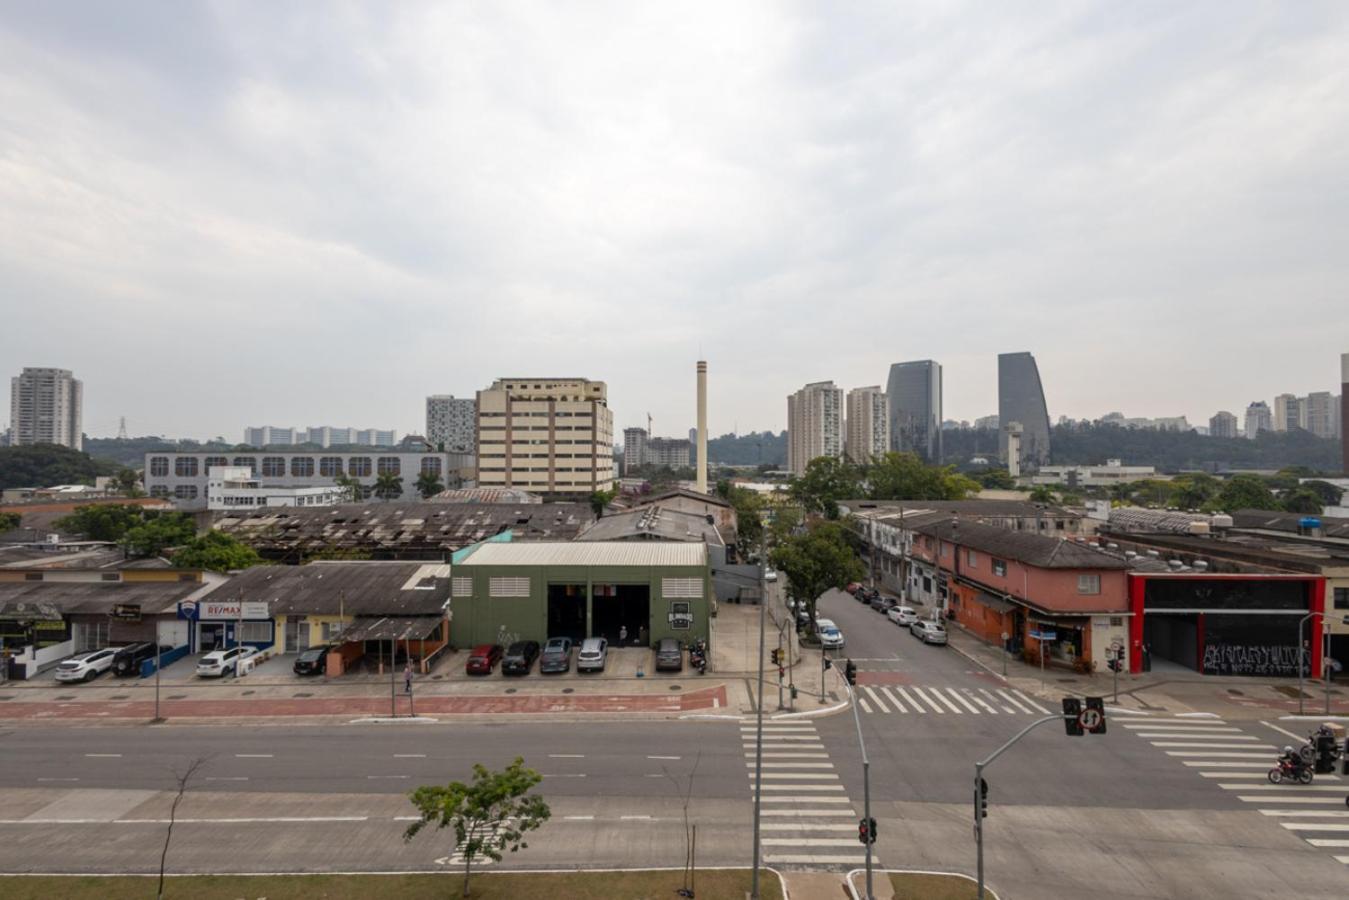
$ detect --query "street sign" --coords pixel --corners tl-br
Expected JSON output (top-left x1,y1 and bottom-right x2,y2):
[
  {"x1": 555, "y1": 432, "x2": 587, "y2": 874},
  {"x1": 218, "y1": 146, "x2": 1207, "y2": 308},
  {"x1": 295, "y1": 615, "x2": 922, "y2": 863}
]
[
  {"x1": 110, "y1": 603, "x2": 141, "y2": 622},
  {"x1": 1078, "y1": 708, "x2": 1103, "y2": 732},
  {"x1": 1028, "y1": 629, "x2": 1057, "y2": 641}
]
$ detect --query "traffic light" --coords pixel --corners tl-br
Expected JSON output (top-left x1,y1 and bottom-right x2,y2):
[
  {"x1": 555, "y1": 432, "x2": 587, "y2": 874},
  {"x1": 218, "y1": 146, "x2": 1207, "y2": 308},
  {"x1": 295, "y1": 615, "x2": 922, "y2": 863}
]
[
  {"x1": 1085, "y1": 696, "x2": 1106, "y2": 735},
  {"x1": 858, "y1": 818, "x2": 870, "y2": 844},
  {"x1": 1062, "y1": 697, "x2": 1084, "y2": 736},
  {"x1": 1106, "y1": 652, "x2": 1119, "y2": 673},
  {"x1": 823, "y1": 657, "x2": 832, "y2": 671},
  {"x1": 978, "y1": 778, "x2": 989, "y2": 819},
  {"x1": 770, "y1": 648, "x2": 782, "y2": 666},
  {"x1": 844, "y1": 659, "x2": 858, "y2": 686},
  {"x1": 868, "y1": 816, "x2": 877, "y2": 844}
]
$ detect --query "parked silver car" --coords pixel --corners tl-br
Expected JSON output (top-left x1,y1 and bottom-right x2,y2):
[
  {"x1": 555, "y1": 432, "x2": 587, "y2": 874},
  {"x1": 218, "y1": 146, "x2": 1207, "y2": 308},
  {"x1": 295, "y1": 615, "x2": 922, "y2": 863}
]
[
  {"x1": 910, "y1": 620, "x2": 948, "y2": 645},
  {"x1": 576, "y1": 637, "x2": 608, "y2": 673}
]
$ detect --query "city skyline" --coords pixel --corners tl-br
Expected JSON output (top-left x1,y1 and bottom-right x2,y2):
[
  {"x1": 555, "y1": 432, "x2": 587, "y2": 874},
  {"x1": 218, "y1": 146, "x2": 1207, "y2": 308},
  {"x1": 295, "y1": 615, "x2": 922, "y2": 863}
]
[{"x1": 2, "y1": 5, "x2": 1347, "y2": 441}]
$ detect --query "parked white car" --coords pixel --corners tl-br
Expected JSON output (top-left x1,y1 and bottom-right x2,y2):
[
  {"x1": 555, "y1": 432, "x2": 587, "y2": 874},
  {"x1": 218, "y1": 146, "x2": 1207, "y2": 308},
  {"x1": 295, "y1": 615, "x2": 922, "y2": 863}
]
[
  {"x1": 576, "y1": 637, "x2": 608, "y2": 673},
  {"x1": 816, "y1": 618, "x2": 845, "y2": 650},
  {"x1": 195, "y1": 645, "x2": 259, "y2": 678},
  {"x1": 54, "y1": 648, "x2": 117, "y2": 683},
  {"x1": 886, "y1": 606, "x2": 919, "y2": 627},
  {"x1": 910, "y1": 620, "x2": 948, "y2": 645}
]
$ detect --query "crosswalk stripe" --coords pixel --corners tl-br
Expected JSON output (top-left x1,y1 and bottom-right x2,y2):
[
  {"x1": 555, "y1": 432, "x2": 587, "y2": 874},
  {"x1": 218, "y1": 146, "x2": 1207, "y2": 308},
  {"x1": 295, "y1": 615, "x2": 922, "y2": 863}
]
[
  {"x1": 880, "y1": 686, "x2": 907, "y2": 713},
  {"x1": 1237, "y1": 796, "x2": 1347, "y2": 804},
  {"x1": 910, "y1": 686, "x2": 946, "y2": 713},
  {"x1": 744, "y1": 745, "x2": 826, "y2": 751},
  {"x1": 750, "y1": 762, "x2": 837, "y2": 768},
  {"x1": 764, "y1": 854, "x2": 867, "y2": 864},
  {"x1": 761, "y1": 823, "x2": 859, "y2": 832},
  {"x1": 752, "y1": 773, "x2": 840, "y2": 780},
  {"x1": 1224, "y1": 784, "x2": 1346, "y2": 792},
  {"x1": 1134, "y1": 732, "x2": 1246, "y2": 739},
  {"x1": 1198, "y1": 771, "x2": 1272, "y2": 777},
  {"x1": 930, "y1": 687, "x2": 964, "y2": 714},
  {"x1": 1013, "y1": 690, "x2": 1051, "y2": 714},
  {"x1": 858, "y1": 697, "x2": 874, "y2": 714},
  {"x1": 1334, "y1": 855, "x2": 1349, "y2": 864},
  {"x1": 760, "y1": 796, "x2": 851, "y2": 803},
  {"x1": 981, "y1": 688, "x2": 1017, "y2": 713},
  {"x1": 744, "y1": 734, "x2": 823, "y2": 741},
  {"x1": 1281, "y1": 823, "x2": 1349, "y2": 832},
  {"x1": 1260, "y1": 810, "x2": 1349, "y2": 817},
  {"x1": 1307, "y1": 839, "x2": 1349, "y2": 848},
  {"x1": 762, "y1": 810, "x2": 857, "y2": 817},
  {"x1": 748, "y1": 753, "x2": 831, "y2": 759},
  {"x1": 997, "y1": 689, "x2": 1032, "y2": 714},
  {"x1": 1165, "y1": 751, "x2": 1272, "y2": 758},
  {"x1": 1126, "y1": 718, "x2": 1228, "y2": 725},
  {"x1": 946, "y1": 687, "x2": 981, "y2": 714},
  {"x1": 1122, "y1": 723, "x2": 1240, "y2": 732},
  {"x1": 1186, "y1": 762, "x2": 1277, "y2": 769},
  {"x1": 1150, "y1": 741, "x2": 1269, "y2": 748},
  {"x1": 762, "y1": 837, "x2": 862, "y2": 846},
  {"x1": 865, "y1": 686, "x2": 890, "y2": 713},
  {"x1": 895, "y1": 686, "x2": 925, "y2": 713},
  {"x1": 965, "y1": 690, "x2": 998, "y2": 714},
  {"x1": 753, "y1": 784, "x2": 846, "y2": 791}
]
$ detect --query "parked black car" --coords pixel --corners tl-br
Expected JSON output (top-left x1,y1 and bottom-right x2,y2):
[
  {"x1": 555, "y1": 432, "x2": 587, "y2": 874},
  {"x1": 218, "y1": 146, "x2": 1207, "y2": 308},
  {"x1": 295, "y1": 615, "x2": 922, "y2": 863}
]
[
  {"x1": 502, "y1": 640, "x2": 541, "y2": 675},
  {"x1": 293, "y1": 645, "x2": 334, "y2": 676},
  {"x1": 855, "y1": 586, "x2": 879, "y2": 603},
  {"x1": 870, "y1": 595, "x2": 896, "y2": 613},
  {"x1": 111, "y1": 641, "x2": 159, "y2": 677},
  {"x1": 539, "y1": 637, "x2": 573, "y2": 674},
  {"x1": 655, "y1": 638, "x2": 683, "y2": 672}
]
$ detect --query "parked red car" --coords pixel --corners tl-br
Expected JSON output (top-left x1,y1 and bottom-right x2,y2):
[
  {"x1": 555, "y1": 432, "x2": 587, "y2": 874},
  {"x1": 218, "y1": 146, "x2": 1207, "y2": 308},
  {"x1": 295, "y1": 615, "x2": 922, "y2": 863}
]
[
  {"x1": 465, "y1": 643, "x2": 504, "y2": 675},
  {"x1": 845, "y1": 582, "x2": 862, "y2": 595}
]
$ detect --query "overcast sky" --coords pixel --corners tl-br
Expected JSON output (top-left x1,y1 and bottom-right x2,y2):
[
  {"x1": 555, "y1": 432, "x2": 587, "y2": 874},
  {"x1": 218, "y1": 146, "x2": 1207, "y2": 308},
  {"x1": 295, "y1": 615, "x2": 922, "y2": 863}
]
[{"x1": 2, "y1": 2, "x2": 1347, "y2": 442}]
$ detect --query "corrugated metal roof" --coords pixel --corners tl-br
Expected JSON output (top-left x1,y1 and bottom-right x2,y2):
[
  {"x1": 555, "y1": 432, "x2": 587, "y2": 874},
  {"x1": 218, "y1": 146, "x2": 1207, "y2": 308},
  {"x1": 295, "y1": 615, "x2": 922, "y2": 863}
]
[{"x1": 458, "y1": 541, "x2": 707, "y2": 567}]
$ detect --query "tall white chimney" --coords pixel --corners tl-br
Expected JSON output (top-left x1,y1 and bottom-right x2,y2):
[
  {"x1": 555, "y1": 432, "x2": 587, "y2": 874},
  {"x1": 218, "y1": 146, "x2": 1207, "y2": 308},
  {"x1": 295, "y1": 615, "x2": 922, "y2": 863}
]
[{"x1": 696, "y1": 360, "x2": 708, "y2": 494}]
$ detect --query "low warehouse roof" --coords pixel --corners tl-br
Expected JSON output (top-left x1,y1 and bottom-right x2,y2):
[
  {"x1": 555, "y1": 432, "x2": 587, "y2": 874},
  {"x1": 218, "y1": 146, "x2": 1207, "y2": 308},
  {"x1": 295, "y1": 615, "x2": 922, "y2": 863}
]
[{"x1": 457, "y1": 541, "x2": 707, "y2": 568}]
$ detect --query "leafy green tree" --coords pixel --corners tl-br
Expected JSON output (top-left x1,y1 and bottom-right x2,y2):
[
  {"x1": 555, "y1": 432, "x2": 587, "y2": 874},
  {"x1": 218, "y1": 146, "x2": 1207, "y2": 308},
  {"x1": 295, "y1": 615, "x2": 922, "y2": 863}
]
[
  {"x1": 588, "y1": 488, "x2": 616, "y2": 516},
  {"x1": 1028, "y1": 485, "x2": 1058, "y2": 504},
  {"x1": 0, "y1": 444, "x2": 118, "y2": 490},
  {"x1": 415, "y1": 471, "x2": 446, "y2": 499},
  {"x1": 768, "y1": 506, "x2": 804, "y2": 546},
  {"x1": 333, "y1": 474, "x2": 363, "y2": 502},
  {"x1": 1169, "y1": 473, "x2": 1219, "y2": 510},
  {"x1": 1213, "y1": 474, "x2": 1279, "y2": 512},
  {"x1": 122, "y1": 513, "x2": 198, "y2": 557},
  {"x1": 769, "y1": 520, "x2": 865, "y2": 633},
  {"x1": 404, "y1": 757, "x2": 552, "y2": 898},
  {"x1": 169, "y1": 531, "x2": 262, "y2": 572},
  {"x1": 789, "y1": 456, "x2": 862, "y2": 517},
  {"x1": 974, "y1": 468, "x2": 1016, "y2": 490},
  {"x1": 1281, "y1": 489, "x2": 1326, "y2": 515},
  {"x1": 726, "y1": 486, "x2": 765, "y2": 552},
  {"x1": 865, "y1": 452, "x2": 979, "y2": 501},
  {"x1": 55, "y1": 504, "x2": 152, "y2": 541},
  {"x1": 0, "y1": 512, "x2": 20, "y2": 533},
  {"x1": 1300, "y1": 480, "x2": 1344, "y2": 507},
  {"x1": 112, "y1": 468, "x2": 143, "y2": 497},
  {"x1": 373, "y1": 471, "x2": 404, "y2": 501}
]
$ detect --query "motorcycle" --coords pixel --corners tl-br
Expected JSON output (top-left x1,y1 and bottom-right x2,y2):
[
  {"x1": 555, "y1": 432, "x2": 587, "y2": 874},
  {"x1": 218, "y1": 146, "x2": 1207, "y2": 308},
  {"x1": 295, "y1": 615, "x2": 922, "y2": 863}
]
[
  {"x1": 1268, "y1": 749, "x2": 1314, "y2": 785},
  {"x1": 688, "y1": 639, "x2": 708, "y2": 675}
]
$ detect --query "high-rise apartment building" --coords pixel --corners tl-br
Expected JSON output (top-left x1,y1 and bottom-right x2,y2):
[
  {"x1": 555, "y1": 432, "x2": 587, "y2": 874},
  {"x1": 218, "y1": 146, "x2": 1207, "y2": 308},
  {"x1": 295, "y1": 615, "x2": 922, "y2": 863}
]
[
  {"x1": 1208, "y1": 411, "x2": 1238, "y2": 439},
  {"x1": 845, "y1": 386, "x2": 889, "y2": 464},
  {"x1": 1244, "y1": 401, "x2": 1273, "y2": 439},
  {"x1": 622, "y1": 427, "x2": 648, "y2": 475},
  {"x1": 1342, "y1": 354, "x2": 1349, "y2": 473},
  {"x1": 426, "y1": 395, "x2": 476, "y2": 452},
  {"x1": 886, "y1": 360, "x2": 942, "y2": 462},
  {"x1": 9, "y1": 367, "x2": 83, "y2": 450},
  {"x1": 475, "y1": 378, "x2": 615, "y2": 496},
  {"x1": 1273, "y1": 394, "x2": 1302, "y2": 432},
  {"x1": 621, "y1": 428, "x2": 690, "y2": 473},
  {"x1": 997, "y1": 352, "x2": 1051, "y2": 470},
  {"x1": 787, "y1": 381, "x2": 843, "y2": 475},
  {"x1": 1300, "y1": 392, "x2": 1337, "y2": 440}
]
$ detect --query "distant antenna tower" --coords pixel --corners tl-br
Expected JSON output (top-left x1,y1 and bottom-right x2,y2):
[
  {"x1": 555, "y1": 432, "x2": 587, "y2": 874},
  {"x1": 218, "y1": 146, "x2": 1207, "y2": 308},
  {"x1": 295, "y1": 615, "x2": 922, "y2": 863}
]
[
  {"x1": 647, "y1": 412, "x2": 652, "y2": 435},
  {"x1": 117, "y1": 416, "x2": 128, "y2": 440}
]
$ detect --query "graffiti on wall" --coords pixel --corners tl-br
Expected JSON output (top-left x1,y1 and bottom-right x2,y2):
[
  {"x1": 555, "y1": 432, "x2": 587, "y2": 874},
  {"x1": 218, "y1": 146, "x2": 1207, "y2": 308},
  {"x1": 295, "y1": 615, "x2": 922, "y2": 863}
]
[{"x1": 1201, "y1": 643, "x2": 1307, "y2": 677}]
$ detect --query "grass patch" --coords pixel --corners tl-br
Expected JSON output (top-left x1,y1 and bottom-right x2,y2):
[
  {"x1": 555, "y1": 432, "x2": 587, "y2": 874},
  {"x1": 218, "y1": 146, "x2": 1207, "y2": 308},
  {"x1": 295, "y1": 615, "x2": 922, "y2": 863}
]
[
  {"x1": 889, "y1": 871, "x2": 996, "y2": 900},
  {"x1": 0, "y1": 870, "x2": 784, "y2": 900}
]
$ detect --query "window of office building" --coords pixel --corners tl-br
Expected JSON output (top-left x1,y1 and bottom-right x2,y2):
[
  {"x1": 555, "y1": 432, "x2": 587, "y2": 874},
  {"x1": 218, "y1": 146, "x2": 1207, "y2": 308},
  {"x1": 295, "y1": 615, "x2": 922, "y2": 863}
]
[
  {"x1": 320, "y1": 457, "x2": 342, "y2": 477},
  {"x1": 173, "y1": 485, "x2": 198, "y2": 500},
  {"x1": 262, "y1": 457, "x2": 286, "y2": 477},
  {"x1": 150, "y1": 457, "x2": 169, "y2": 477},
  {"x1": 291, "y1": 457, "x2": 315, "y2": 477},
  {"x1": 204, "y1": 456, "x2": 228, "y2": 471},
  {"x1": 232, "y1": 457, "x2": 256, "y2": 472},
  {"x1": 174, "y1": 457, "x2": 198, "y2": 477},
  {"x1": 348, "y1": 457, "x2": 372, "y2": 477},
  {"x1": 150, "y1": 485, "x2": 169, "y2": 498},
  {"x1": 377, "y1": 457, "x2": 400, "y2": 475},
  {"x1": 421, "y1": 457, "x2": 442, "y2": 477}
]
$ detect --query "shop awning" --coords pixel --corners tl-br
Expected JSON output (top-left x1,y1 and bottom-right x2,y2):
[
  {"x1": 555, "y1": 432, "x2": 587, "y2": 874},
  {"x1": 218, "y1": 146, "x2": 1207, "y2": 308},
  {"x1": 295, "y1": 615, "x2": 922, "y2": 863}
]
[
  {"x1": 975, "y1": 593, "x2": 1015, "y2": 614},
  {"x1": 335, "y1": 616, "x2": 442, "y2": 643}
]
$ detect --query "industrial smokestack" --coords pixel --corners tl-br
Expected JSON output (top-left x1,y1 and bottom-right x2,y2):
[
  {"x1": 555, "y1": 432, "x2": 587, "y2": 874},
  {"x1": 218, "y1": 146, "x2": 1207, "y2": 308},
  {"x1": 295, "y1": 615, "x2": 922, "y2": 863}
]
[{"x1": 696, "y1": 360, "x2": 708, "y2": 494}]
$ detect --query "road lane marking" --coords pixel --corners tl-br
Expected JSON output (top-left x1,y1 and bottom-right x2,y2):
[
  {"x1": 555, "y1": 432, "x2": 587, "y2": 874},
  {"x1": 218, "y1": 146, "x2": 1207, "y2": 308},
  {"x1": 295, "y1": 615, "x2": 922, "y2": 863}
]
[
  {"x1": 1307, "y1": 839, "x2": 1349, "y2": 847},
  {"x1": 996, "y1": 690, "x2": 1032, "y2": 714},
  {"x1": 84, "y1": 754, "x2": 121, "y2": 758},
  {"x1": 1237, "y1": 796, "x2": 1346, "y2": 804},
  {"x1": 542, "y1": 773, "x2": 586, "y2": 778},
  {"x1": 753, "y1": 784, "x2": 846, "y2": 791},
  {"x1": 1013, "y1": 690, "x2": 1051, "y2": 714},
  {"x1": 764, "y1": 854, "x2": 867, "y2": 864},
  {"x1": 751, "y1": 772, "x2": 839, "y2": 780},
  {"x1": 745, "y1": 734, "x2": 825, "y2": 741},
  {"x1": 980, "y1": 688, "x2": 1016, "y2": 713},
  {"x1": 864, "y1": 687, "x2": 890, "y2": 713},
  {"x1": 879, "y1": 687, "x2": 906, "y2": 713},
  {"x1": 1122, "y1": 723, "x2": 1239, "y2": 732},
  {"x1": 1149, "y1": 740, "x2": 1267, "y2": 748},
  {"x1": 1134, "y1": 732, "x2": 1246, "y2": 739},
  {"x1": 1260, "y1": 720, "x2": 1308, "y2": 742},
  {"x1": 366, "y1": 775, "x2": 409, "y2": 780},
  {"x1": 930, "y1": 688, "x2": 963, "y2": 714},
  {"x1": 648, "y1": 756, "x2": 681, "y2": 760},
  {"x1": 563, "y1": 815, "x2": 594, "y2": 820},
  {"x1": 749, "y1": 753, "x2": 831, "y2": 759},
  {"x1": 858, "y1": 697, "x2": 874, "y2": 714},
  {"x1": 1131, "y1": 718, "x2": 1228, "y2": 725},
  {"x1": 394, "y1": 754, "x2": 426, "y2": 758},
  {"x1": 1281, "y1": 823, "x2": 1349, "y2": 831},
  {"x1": 762, "y1": 837, "x2": 862, "y2": 846},
  {"x1": 745, "y1": 744, "x2": 826, "y2": 751},
  {"x1": 759, "y1": 796, "x2": 850, "y2": 803},
  {"x1": 895, "y1": 687, "x2": 925, "y2": 713},
  {"x1": 761, "y1": 823, "x2": 858, "y2": 831},
  {"x1": 1197, "y1": 771, "x2": 1273, "y2": 777},
  {"x1": 1261, "y1": 810, "x2": 1349, "y2": 817},
  {"x1": 909, "y1": 686, "x2": 945, "y2": 714},
  {"x1": 762, "y1": 809, "x2": 856, "y2": 817},
  {"x1": 1186, "y1": 762, "x2": 1281, "y2": 769},
  {"x1": 965, "y1": 690, "x2": 997, "y2": 714},
  {"x1": 548, "y1": 754, "x2": 585, "y2": 758},
  {"x1": 1222, "y1": 784, "x2": 1345, "y2": 792},
  {"x1": 742, "y1": 725, "x2": 815, "y2": 731},
  {"x1": 751, "y1": 763, "x2": 836, "y2": 768},
  {"x1": 946, "y1": 688, "x2": 980, "y2": 714},
  {"x1": 36, "y1": 778, "x2": 78, "y2": 783},
  {"x1": 1165, "y1": 751, "x2": 1273, "y2": 758},
  {"x1": 620, "y1": 815, "x2": 652, "y2": 820},
  {"x1": 204, "y1": 777, "x2": 248, "y2": 781}
]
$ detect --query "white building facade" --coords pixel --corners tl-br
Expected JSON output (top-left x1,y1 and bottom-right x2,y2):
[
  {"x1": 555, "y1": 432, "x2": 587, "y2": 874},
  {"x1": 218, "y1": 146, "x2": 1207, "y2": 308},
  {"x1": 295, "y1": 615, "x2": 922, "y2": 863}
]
[
  {"x1": 9, "y1": 367, "x2": 83, "y2": 450},
  {"x1": 206, "y1": 466, "x2": 345, "y2": 511},
  {"x1": 787, "y1": 381, "x2": 843, "y2": 475},
  {"x1": 426, "y1": 395, "x2": 476, "y2": 452}
]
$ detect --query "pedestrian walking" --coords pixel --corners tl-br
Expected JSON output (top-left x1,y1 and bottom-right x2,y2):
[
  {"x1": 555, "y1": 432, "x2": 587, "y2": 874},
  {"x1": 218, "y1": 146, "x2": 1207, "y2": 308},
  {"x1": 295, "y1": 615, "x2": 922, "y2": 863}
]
[
  {"x1": 403, "y1": 662, "x2": 413, "y2": 694},
  {"x1": 619, "y1": 625, "x2": 629, "y2": 645}
]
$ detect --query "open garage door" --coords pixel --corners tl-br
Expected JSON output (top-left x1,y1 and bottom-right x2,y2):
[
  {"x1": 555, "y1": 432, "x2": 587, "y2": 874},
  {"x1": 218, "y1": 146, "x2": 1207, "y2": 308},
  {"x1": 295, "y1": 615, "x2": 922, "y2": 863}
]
[
  {"x1": 1144, "y1": 613, "x2": 1198, "y2": 672},
  {"x1": 547, "y1": 584, "x2": 587, "y2": 643},
  {"x1": 591, "y1": 584, "x2": 649, "y2": 646}
]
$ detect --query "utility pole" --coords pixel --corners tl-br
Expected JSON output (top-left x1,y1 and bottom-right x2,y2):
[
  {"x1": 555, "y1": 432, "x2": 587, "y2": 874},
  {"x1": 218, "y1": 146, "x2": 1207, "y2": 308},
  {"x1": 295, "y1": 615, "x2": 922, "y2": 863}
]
[
  {"x1": 749, "y1": 536, "x2": 768, "y2": 900},
  {"x1": 848, "y1": 677, "x2": 875, "y2": 899}
]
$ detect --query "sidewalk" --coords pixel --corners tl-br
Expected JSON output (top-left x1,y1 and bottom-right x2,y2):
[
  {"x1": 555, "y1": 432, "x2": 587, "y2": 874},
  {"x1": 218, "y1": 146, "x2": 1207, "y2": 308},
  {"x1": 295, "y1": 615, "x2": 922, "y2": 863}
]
[{"x1": 943, "y1": 620, "x2": 1349, "y2": 721}]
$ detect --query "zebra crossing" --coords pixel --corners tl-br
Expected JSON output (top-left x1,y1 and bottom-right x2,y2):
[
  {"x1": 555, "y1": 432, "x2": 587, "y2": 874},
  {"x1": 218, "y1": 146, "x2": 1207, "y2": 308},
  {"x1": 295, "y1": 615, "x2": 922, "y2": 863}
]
[
  {"x1": 855, "y1": 683, "x2": 1053, "y2": 716},
  {"x1": 1121, "y1": 715, "x2": 1349, "y2": 868},
  {"x1": 742, "y1": 718, "x2": 867, "y2": 867}
]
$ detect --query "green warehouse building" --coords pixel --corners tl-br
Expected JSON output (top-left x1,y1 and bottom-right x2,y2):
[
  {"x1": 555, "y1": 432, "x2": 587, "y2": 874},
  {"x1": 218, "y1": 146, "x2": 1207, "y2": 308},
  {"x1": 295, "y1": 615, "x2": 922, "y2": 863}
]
[{"x1": 449, "y1": 542, "x2": 712, "y2": 649}]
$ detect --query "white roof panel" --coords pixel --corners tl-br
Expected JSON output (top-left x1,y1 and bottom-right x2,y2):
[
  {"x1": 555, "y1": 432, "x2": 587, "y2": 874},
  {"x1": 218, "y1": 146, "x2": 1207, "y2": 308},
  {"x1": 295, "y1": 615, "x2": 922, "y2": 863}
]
[{"x1": 458, "y1": 541, "x2": 706, "y2": 567}]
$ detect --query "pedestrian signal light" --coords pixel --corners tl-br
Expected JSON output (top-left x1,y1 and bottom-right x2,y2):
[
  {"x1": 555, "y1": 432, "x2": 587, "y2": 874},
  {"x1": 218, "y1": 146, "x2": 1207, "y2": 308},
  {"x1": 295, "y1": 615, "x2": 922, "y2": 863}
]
[
  {"x1": 979, "y1": 778, "x2": 989, "y2": 819},
  {"x1": 844, "y1": 659, "x2": 857, "y2": 686},
  {"x1": 1062, "y1": 697, "x2": 1084, "y2": 736}
]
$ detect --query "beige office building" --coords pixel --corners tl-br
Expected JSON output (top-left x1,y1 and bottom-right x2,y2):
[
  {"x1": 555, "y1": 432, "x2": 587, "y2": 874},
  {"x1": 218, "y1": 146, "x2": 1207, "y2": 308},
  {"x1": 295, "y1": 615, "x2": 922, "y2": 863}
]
[
  {"x1": 787, "y1": 381, "x2": 843, "y2": 475},
  {"x1": 845, "y1": 385, "x2": 889, "y2": 464},
  {"x1": 475, "y1": 378, "x2": 616, "y2": 496}
]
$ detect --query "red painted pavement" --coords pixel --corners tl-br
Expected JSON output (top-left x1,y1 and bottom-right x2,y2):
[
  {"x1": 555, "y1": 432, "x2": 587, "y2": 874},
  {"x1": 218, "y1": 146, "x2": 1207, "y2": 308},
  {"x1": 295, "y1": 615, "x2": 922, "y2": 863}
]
[{"x1": 0, "y1": 685, "x2": 729, "y2": 720}]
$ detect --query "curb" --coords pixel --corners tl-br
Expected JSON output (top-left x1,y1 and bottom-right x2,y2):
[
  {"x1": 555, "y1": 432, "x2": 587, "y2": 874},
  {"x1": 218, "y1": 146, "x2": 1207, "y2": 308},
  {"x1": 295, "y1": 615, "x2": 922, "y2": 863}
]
[{"x1": 846, "y1": 867, "x2": 1001, "y2": 900}]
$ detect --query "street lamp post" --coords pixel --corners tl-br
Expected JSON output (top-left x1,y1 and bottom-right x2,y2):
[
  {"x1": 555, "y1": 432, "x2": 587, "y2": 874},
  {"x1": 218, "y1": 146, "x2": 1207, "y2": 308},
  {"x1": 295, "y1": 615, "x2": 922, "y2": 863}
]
[
  {"x1": 1297, "y1": 612, "x2": 1349, "y2": 716},
  {"x1": 750, "y1": 541, "x2": 768, "y2": 900}
]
